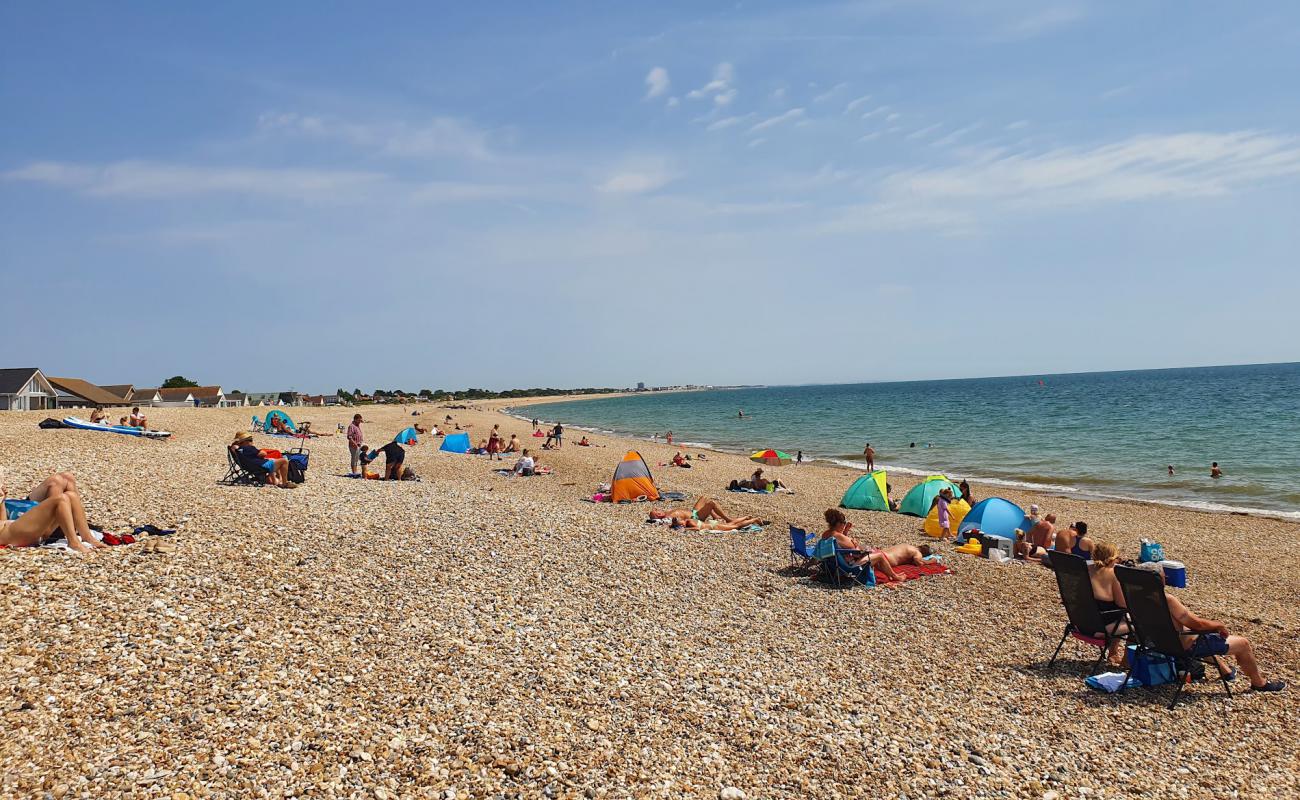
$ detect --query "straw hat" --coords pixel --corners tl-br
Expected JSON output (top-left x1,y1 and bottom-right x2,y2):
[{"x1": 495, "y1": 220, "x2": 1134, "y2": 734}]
[{"x1": 233, "y1": 431, "x2": 253, "y2": 443}]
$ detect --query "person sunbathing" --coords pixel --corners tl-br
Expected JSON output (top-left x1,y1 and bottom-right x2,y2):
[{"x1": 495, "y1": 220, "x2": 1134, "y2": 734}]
[
  {"x1": 1086, "y1": 541, "x2": 1131, "y2": 666},
  {"x1": 670, "y1": 516, "x2": 762, "y2": 532},
  {"x1": 578, "y1": 436, "x2": 591, "y2": 446},
  {"x1": 503, "y1": 434, "x2": 521, "y2": 453},
  {"x1": 1017, "y1": 513, "x2": 1057, "y2": 560},
  {"x1": 128, "y1": 406, "x2": 148, "y2": 428},
  {"x1": 649, "y1": 497, "x2": 764, "y2": 527},
  {"x1": 1127, "y1": 572, "x2": 1284, "y2": 693},
  {"x1": 89, "y1": 405, "x2": 107, "y2": 424},
  {"x1": 1, "y1": 482, "x2": 106, "y2": 553},
  {"x1": 819, "y1": 508, "x2": 909, "y2": 580},
  {"x1": 513, "y1": 449, "x2": 536, "y2": 476},
  {"x1": 231, "y1": 432, "x2": 296, "y2": 488},
  {"x1": 671, "y1": 452, "x2": 690, "y2": 468},
  {"x1": 1055, "y1": 521, "x2": 1093, "y2": 559},
  {"x1": 268, "y1": 416, "x2": 291, "y2": 434}
]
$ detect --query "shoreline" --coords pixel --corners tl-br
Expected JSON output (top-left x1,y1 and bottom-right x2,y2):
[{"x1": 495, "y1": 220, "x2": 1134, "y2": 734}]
[{"x1": 498, "y1": 396, "x2": 1300, "y2": 524}]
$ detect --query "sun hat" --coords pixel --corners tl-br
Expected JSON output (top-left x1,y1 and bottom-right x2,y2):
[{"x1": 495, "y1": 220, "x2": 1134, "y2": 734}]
[{"x1": 233, "y1": 431, "x2": 253, "y2": 443}]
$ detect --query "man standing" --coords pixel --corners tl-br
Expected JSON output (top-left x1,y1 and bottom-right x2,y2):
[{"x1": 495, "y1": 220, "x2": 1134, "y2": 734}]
[
  {"x1": 863, "y1": 443, "x2": 875, "y2": 471},
  {"x1": 346, "y1": 413, "x2": 365, "y2": 477}
]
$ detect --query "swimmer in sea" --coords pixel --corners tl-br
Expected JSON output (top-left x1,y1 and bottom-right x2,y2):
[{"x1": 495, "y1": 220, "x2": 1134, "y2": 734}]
[
  {"x1": 863, "y1": 443, "x2": 875, "y2": 471},
  {"x1": 738, "y1": 410, "x2": 744, "y2": 418},
  {"x1": 1211, "y1": 462, "x2": 1222, "y2": 478},
  {"x1": 1168, "y1": 465, "x2": 1175, "y2": 476}
]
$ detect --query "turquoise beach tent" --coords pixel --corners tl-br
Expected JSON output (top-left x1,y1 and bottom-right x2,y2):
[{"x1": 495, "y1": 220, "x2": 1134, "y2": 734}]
[
  {"x1": 898, "y1": 475, "x2": 961, "y2": 517},
  {"x1": 440, "y1": 432, "x2": 471, "y2": 453},
  {"x1": 841, "y1": 470, "x2": 890, "y2": 511},
  {"x1": 395, "y1": 426, "x2": 419, "y2": 445},
  {"x1": 958, "y1": 497, "x2": 1028, "y2": 540},
  {"x1": 264, "y1": 409, "x2": 297, "y2": 432}
]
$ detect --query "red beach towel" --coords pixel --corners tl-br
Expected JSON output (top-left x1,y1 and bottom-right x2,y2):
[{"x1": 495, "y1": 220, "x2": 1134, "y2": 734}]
[{"x1": 874, "y1": 562, "x2": 954, "y2": 583}]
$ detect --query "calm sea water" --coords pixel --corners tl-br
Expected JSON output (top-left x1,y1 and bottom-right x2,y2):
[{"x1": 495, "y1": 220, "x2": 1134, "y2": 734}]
[{"x1": 516, "y1": 363, "x2": 1300, "y2": 520}]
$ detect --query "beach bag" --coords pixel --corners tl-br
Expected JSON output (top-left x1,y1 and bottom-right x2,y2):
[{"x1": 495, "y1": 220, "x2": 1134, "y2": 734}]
[
  {"x1": 5, "y1": 498, "x2": 39, "y2": 521},
  {"x1": 1139, "y1": 540, "x2": 1166, "y2": 563},
  {"x1": 38, "y1": 417, "x2": 68, "y2": 429},
  {"x1": 1126, "y1": 646, "x2": 1176, "y2": 687},
  {"x1": 286, "y1": 452, "x2": 309, "y2": 483}
]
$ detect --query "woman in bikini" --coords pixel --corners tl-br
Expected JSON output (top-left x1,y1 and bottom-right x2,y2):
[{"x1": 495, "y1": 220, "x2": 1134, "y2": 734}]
[
  {"x1": 1, "y1": 479, "x2": 106, "y2": 553},
  {"x1": 1087, "y1": 541, "x2": 1131, "y2": 666},
  {"x1": 648, "y1": 497, "x2": 764, "y2": 528}
]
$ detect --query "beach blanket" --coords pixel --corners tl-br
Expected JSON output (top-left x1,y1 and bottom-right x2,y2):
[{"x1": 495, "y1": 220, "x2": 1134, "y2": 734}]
[
  {"x1": 727, "y1": 486, "x2": 773, "y2": 494},
  {"x1": 873, "y1": 562, "x2": 954, "y2": 583}
]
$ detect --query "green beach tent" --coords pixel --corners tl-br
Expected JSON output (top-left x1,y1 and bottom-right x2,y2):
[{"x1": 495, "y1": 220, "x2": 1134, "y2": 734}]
[
  {"x1": 841, "y1": 470, "x2": 890, "y2": 511},
  {"x1": 898, "y1": 475, "x2": 961, "y2": 518}
]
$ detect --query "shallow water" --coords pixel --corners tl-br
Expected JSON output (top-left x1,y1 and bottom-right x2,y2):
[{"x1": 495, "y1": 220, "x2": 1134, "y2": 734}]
[{"x1": 518, "y1": 363, "x2": 1300, "y2": 519}]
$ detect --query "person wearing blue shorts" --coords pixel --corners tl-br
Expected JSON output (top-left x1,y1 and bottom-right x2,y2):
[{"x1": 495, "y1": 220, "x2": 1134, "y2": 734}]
[{"x1": 1165, "y1": 590, "x2": 1285, "y2": 693}]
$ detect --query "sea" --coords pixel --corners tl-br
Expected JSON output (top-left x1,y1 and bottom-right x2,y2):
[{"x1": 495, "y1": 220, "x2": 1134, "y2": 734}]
[{"x1": 513, "y1": 363, "x2": 1300, "y2": 520}]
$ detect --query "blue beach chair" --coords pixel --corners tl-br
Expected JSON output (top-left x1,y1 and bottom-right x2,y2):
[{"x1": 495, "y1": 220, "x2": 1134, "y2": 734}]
[
  {"x1": 789, "y1": 525, "x2": 818, "y2": 570},
  {"x1": 813, "y1": 538, "x2": 877, "y2": 588}
]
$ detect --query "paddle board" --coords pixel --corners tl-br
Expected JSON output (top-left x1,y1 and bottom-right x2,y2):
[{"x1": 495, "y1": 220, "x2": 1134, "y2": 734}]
[{"x1": 63, "y1": 417, "x2": 171, "y2": 439}]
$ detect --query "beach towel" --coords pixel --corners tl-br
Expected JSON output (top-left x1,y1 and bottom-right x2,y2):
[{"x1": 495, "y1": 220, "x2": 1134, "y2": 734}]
[
  {"x1": 873, "y1": 562, "x2": 954, "y2": 583},
  {"x1": 727, "y1": 486, "x2": 773, "y2": 494}
]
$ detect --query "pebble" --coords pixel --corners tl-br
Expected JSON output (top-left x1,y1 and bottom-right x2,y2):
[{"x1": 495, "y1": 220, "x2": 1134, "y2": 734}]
[{"x1": 1, "y1": 403, "x2": 1295, "y2": 800}]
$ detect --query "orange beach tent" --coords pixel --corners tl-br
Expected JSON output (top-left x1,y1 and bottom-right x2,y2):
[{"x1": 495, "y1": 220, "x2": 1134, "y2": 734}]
[{"x1": 610, "y1": 450, "x2": 660, "y2": 503}]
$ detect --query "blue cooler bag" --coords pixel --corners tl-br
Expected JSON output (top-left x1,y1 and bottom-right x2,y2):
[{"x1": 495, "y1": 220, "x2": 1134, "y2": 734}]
[{"x1": 1126, "y1": 645, "x2": 1176, "y2": 687}]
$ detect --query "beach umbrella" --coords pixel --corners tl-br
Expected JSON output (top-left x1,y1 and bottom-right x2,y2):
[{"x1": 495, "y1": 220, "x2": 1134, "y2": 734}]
[{"x1": 750, "y1": 449, "x2": 793, "y2": 466}]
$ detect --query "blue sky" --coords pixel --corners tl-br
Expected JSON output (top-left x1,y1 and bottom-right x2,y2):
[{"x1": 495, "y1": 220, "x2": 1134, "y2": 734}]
[{"x1": 3, "y1": 1, "x2": 1299, "y2": 392}]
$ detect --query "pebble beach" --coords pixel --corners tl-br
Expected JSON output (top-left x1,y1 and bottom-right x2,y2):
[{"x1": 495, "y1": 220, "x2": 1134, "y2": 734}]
[{"x1": 2, "y1": 400, "x2": 1298, "y2": 799}]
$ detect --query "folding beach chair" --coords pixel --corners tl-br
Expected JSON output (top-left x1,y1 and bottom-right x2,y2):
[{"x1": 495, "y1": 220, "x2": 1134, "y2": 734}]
[
  {"x1": 219, "y1": 446, "x2": 269, "y2": 487},
  {"x1": 1115, "y1": 565, "x2": 1233, "y2": 709},
  {"x1": 813, "y1": 538, "x2": 876, "y2": 588},
  {"x1": 788, "y1": 525, "x2": 818, "y2": 571},
  {"x1": 1044, "y1": 552, "x2": 1129, "y2": 675}
]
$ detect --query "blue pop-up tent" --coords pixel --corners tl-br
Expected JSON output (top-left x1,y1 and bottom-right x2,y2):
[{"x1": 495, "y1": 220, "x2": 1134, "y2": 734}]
[
  {"x1": 440, "y1": 432, "x2": 471, "y2": 453},
  {"x1": 958, "y1": 497, "x2": 1029, "y2": 540},
  {"x1": 264, "y1": 409, "x2": 297, "y2": 433},
  {"x1": 395, "y1": 426, "x2": 419, "y2": 445}
]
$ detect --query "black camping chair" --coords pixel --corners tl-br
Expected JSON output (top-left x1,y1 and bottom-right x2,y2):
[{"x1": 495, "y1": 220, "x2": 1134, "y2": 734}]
[
  {"x1": 220, "y1": 446, "x2": 269, "y2": 487},
  {"x1": 1115, "y1": 565, "x2": 1233, "y2": 709},
  {"x1": 1044, "y1": 552, "x2": 1129, "y2": 675}
]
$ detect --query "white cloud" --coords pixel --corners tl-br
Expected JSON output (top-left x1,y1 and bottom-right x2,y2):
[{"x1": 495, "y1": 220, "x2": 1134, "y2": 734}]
[
  {"x1": 748, "y1": 108, "x2": 805, "y2": 133},
  {"x1": 844, "y1": 94, "x2": 872, "y2": 115},
  {"x1": 596, "y1": 159, "x2": 678, "y2": 194},
  {"x1": 812, "y1": 82, "x2": 849, "y2": 104},
  {"x1": 687, "y1": 62, "x2": 735, "y2": 105},
  {"x1": 644, "y1": 67, "x2": 670, "y2": 99},
  {"x1": 827, "y1": 130, "x2": 1300, "y2": 235},
  {"x1": 706, "y1": 114, "x2": 752, "y2": 132},
  {"x1": 861, "y1": 105, "x2": 890, "y2": 120},
  {"x1": 3, "y1": 159, "x2": 385, "y2": 200},
  {"x1": 905, "y1": 123, "x2": 944, "y2": 141},
  {"x1": 747, "y1": 138, "x2": 767, "y2": 148},
  {"x1": 885, "y1": 112, "x2": 901, "y2": 123},
  {"x1": 258, "y1": 112, "x2": 494, "y2": 160},
  {"x1": 666, "y1": 96, "x2": 680, "y2": 107},
  {"x1": 1100, "y1": 84, "x2": 1134, "y2": 101},
  {"x1": 857, "y1": 132, "x2": 881, "y2": 144},
  {"x1": 1005, "y1": 120, "x2": 1030, "y2": 131},
  {"x1": 931, "y1": 123, "x2": 982, "y2": 148}
]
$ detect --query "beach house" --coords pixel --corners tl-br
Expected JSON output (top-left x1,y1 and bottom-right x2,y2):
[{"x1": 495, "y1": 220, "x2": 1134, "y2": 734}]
[
  {"x1": 0, "y1": 368, "x2": 60, "y2": 411},
  {"x1": 100, "y1": 384, "x2": 135, "y2": 403},
  {"x1": 47, "y1": 376, "x2": 133, "y2": 409}
]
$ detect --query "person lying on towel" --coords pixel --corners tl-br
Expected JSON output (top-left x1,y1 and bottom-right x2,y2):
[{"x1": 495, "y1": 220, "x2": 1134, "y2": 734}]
[
  {"x1": 649, "y1": 497, "x2": 765, "y2": 528},
  {"x1": 1, "y1": 472, "x2": 107, "y2": 552}
]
